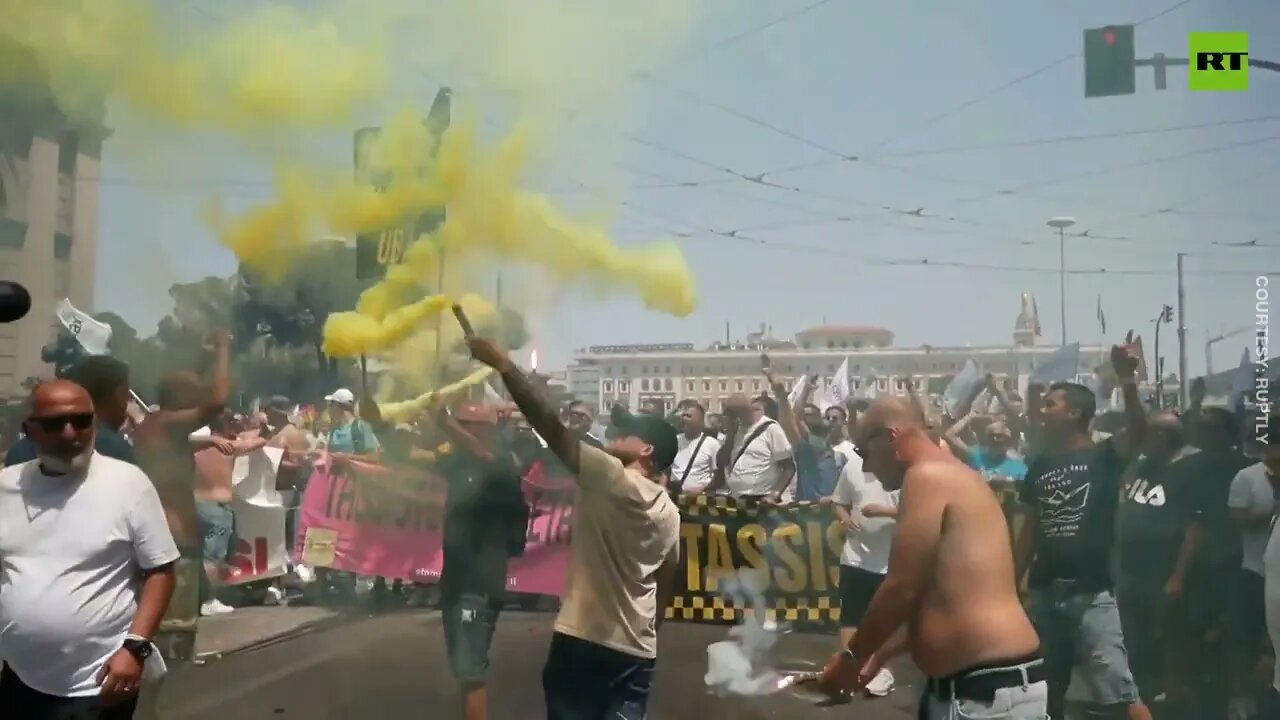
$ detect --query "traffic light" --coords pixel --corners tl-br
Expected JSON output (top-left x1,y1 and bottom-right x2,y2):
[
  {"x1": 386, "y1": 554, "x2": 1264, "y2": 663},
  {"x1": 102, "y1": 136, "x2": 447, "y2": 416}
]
[
  {"x1": 1160, "y1": 304, "x2": 1174, "y2": 323},
  {"x1": 1084, "y1": 25, "x2": 1136, "y2": 98}
]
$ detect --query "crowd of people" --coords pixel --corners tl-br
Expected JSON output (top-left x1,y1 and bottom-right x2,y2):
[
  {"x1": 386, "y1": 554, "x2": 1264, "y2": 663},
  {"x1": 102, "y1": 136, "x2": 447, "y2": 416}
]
[{"x1": 0, "y1": 326, "x2": 1276, "y2": 720}]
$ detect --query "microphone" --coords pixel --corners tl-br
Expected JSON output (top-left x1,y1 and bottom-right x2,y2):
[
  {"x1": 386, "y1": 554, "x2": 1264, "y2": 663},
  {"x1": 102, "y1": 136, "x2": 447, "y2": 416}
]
[{"x1": 0, "y1": 282, "x2": 31, "y2": 323}]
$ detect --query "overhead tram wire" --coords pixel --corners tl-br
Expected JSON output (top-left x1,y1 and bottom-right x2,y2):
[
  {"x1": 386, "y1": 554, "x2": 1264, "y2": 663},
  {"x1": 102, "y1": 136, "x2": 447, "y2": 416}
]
[{"x1": 859, "y1": 0, "x2": 1196, "y2": 154}]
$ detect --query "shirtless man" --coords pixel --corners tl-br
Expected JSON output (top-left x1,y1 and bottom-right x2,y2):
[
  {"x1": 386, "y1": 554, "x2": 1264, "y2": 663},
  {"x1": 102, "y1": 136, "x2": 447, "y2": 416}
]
[{"x1": 818, "y1": 396, "x2": 1045, "y2": 719}]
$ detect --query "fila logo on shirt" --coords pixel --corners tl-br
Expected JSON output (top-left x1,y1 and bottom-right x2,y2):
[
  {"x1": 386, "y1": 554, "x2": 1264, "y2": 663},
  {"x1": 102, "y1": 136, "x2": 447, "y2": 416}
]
[{"x1": 1126, "y1": 479, "x2": 1166, "y2": 507}]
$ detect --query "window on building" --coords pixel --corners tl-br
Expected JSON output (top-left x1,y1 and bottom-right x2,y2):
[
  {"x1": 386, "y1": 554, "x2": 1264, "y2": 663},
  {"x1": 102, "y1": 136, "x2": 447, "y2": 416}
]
[
  {"x1": 58, "y1": 133, "x2": 78, "y2": 174},
  {"x1": 665, "y1": 366, "x2": 671, "y2": 374},
  {"x1": 752, "y1": 380, "x2": 761, "y2": 392},
  {"x1": 619, "y1": 381, "x2": 629, "y2": 392},
  {"x1": 641, "y1": 378, "x2": 650, "y2": 391},
  {"x1": 840, "y1": 341, "x2": 849, "y2": 348},
  {"x1": 664, "y1": 378, "x2": 673, "y2": 391},
  {"x1": 686, "y1": 380, "x2": 695, "y2": 393},
  {"x1": 703, "y1": 381, "x2": 711, "y2": 392},
  {"x1": 853, "y1": 341, "x2": 862, "y2": 349},
  {"x1": 719, "y1": 381, "x2": 727, "y2": 392},
  {"x1": 603, "y1": 380, "x2": 613, "y2": 393},
  {"x1": 827, "y1": 340, "x2": 835, "y2": 348}
]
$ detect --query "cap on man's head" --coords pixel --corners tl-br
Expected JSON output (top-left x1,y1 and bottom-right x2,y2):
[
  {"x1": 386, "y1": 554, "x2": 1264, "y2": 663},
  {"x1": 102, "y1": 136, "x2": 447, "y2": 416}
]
[
  {"x1": 325, "y1": 388, "x2": 355, "y2": 406},
  {"x1": 609, "y1": 405, "x2": 679, "y2": 471},
  {"x1": 266, "y1": 395, "x2": 292, "y2": 412}
]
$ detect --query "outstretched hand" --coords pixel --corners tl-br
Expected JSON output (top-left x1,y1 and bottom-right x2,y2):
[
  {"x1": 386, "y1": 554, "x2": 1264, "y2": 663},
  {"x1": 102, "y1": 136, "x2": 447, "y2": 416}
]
[{"x1": 1110, "y1": 330, "x2": 1140, "y2": 379}]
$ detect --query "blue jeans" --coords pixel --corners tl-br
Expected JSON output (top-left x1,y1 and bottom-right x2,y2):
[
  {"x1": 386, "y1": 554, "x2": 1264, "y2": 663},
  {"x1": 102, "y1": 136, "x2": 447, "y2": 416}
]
[
  {"x1": 1029, "y1": 586, "x2": 1139, "y2": 714},
  {"x1": 195, "y1": 500, "x2": 235, "y2": 564},
  {"x1": 543, "y1": 632, "x2": 655, "y2": 720}
]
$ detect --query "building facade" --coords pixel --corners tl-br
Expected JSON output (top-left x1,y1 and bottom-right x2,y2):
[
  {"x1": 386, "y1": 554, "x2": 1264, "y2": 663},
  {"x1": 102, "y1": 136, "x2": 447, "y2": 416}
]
[
  {"x1": 567, "y1": 327, "x2": 1104, "y2": 414},
  {"x1": 0, "y1": 86, "x2": 106, "y2": 397}
]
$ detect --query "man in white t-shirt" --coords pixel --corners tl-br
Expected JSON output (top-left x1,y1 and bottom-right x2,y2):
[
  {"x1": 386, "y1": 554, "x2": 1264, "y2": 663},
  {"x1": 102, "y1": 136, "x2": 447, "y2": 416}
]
[
  {"x1": 0, "y1": 380, "x2": 179, "y2": 719},
  {"x1": 716, "y1": 394, "x2": 794, "y2": 501},
  {"x1": 1229, "y1": 452, "x2": 1278, "y2": 682},
  {"x1": 467, "y1": 338, "x2": 681, "y2": 720},
  {"x1": 672, "y1": 402, "x2": 720, "y2": 494},
  {"x1": 829, "y1": 457, "x2": 898, "y2": 681}
]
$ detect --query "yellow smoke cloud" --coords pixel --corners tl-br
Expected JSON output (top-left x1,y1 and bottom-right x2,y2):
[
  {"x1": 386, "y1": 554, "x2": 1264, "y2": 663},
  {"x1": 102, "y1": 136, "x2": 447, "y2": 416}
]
[
  {"x1": 377, "y1": 366, "x2": 495, "y2": 424},
  {"x1": 3, "y1": 0, "x2": 709, "y2": 404},
  {"x1": 1, "y1": 0, "x2": 387, "y2": 131}
]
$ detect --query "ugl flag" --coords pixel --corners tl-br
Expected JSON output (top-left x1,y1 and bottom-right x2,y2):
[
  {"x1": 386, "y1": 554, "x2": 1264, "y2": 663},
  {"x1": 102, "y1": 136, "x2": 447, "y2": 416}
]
[
  {"x1": 55, "y1": 298, "x2": 112, "y2": 355},
  {"x1": 1029, "y1": 343, "x2": 1080, "y2": 385}
]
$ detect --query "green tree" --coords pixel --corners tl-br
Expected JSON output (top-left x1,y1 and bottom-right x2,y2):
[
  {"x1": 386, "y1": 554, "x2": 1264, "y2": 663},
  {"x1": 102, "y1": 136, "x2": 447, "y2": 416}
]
[{"x1": 237, "y1": 242, "x2": 367, "y2": 386}]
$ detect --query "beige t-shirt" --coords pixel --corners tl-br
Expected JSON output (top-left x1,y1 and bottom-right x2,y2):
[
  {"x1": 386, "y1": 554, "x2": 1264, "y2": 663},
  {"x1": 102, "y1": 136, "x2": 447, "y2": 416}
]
[{"x1": 554, "y1": 444, "x2": 681, "y2": 659}]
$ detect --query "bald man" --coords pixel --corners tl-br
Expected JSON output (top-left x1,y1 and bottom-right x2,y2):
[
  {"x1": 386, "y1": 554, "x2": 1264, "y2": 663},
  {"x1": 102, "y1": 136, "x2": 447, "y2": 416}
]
[
  {"x1": 818, "y1": 396, "x2": 1045, "y2": 719},
  {"x1": 0, "y1": 380, "x2": 178, "y2": 718}
]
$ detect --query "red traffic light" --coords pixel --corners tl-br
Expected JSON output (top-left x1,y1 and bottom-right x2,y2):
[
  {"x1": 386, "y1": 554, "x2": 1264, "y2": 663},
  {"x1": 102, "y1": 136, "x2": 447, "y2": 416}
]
[{"x1": 1103, "y1": 30, "x2": 1116, "y2": 46}]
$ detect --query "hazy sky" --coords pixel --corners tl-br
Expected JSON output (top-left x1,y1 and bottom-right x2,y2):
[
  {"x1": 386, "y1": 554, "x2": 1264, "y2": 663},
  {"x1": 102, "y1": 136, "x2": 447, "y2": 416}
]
[{"x1": 95, "y1": 0, "x2": 1279, "y2": 376}]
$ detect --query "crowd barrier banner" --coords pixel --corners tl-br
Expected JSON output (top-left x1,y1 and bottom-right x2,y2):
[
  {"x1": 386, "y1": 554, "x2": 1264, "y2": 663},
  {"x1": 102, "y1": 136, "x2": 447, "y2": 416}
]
[
  {"x1": 294, "y1": 456, "x2": 573, "y2": 596},
  {"x1": 665, "y1": 494, "x2": 843, "y2": 627},
  {"x1": 294, "y1": 457, "x2": 1025, "y2": 629}
]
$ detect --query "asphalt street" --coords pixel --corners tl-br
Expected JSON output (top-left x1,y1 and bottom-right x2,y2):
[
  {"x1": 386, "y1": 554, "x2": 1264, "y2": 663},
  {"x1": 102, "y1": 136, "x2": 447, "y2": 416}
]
[{"x1": 151, "y1": 610, "x2": 924, "y2": 719}]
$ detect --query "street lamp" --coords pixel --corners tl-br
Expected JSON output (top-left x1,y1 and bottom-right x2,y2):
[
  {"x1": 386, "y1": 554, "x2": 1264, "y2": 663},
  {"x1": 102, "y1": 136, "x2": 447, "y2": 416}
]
[{"x1": 1047, "y1": 217, "x2": 1077, "y2": 347}]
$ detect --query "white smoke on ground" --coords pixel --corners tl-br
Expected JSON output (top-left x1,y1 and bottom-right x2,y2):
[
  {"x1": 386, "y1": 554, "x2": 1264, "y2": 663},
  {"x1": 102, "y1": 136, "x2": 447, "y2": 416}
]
[{"x1": 703, "y1": 569, "x2": 787, "y2": 696}]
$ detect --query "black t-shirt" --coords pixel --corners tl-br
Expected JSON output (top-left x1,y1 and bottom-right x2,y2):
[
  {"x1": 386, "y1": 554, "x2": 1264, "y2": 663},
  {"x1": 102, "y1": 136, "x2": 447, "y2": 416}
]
[
  {"x1": 437, "y1": 444, "x2": 525, "y2": 599},
  {"x1": 1021, "y1": 439, "x2": 1127, "y2": 589},
  {"x1": 1117, "y1": 449, "x2": 1201, "y2": 582},
  {"x1": 1182, "y1": 448, "x2": 1251, "y2": 572}
]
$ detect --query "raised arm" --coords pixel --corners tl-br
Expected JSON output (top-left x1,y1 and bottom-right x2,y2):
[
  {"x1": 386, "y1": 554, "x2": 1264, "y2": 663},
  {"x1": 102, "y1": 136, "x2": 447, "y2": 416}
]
[
  {"x1": 468, "y1": 337, "x2": 580, "y2": 474},
  {"x1": 765, "y1": 368, "x2": 803, "y2": 445},
  {"x1": 1111, "y1": 331, "x2": 1146, "y2": 461},
  {"x1": 943, "y1": 411, "x2": 977, "y2": 458}
]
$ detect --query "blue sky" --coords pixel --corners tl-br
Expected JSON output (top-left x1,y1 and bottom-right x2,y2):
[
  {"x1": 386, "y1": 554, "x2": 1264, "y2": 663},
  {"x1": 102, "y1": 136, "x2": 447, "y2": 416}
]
[{"x1": 95, "y1": 0, "x2": 1279, "y2": 376}]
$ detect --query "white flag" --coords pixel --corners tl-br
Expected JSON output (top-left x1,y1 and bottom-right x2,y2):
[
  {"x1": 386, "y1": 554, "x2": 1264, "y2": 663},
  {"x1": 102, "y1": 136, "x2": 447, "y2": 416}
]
[
  {"x1": 55, "y1": 298, "x2": 112, "y2": 355},
  {"x1": 1230, "y1": 347, "x2": 1253, "y2": 412},
  {"x1": 1029, "y1": 343, "x2": 1081, "y2": 385},
  {"x1": 943, "y1": 359, "x2": 984, "y2": 417},
  {"x1": 825, "y1": 358, "x2": 851, "y2": 409},
  {"x1": 786, "y1": 377, "x2": 806, "y2": 408}
]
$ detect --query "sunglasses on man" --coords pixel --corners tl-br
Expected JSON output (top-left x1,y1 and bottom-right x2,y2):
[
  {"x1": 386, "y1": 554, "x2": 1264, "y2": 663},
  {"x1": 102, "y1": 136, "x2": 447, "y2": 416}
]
[{"x1": 28, "y1": 413, "x2": 95, "y2": 434}]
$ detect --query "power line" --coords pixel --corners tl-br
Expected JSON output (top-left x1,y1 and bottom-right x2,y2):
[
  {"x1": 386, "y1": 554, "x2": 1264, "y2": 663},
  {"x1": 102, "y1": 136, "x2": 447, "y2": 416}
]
[
  {"x1": 861, "y1": 0, "x2": 1196, "y2": 153},
  {"x1": 956, "y1": 134, "x2": 1280, "y2": 203}
]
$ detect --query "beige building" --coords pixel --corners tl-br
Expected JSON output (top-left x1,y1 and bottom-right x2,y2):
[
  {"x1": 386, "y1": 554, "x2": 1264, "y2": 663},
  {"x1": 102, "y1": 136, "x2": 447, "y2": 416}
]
[
  {"x1": 0, "y1": 87, "x2": 106, "y2": 397},
  {"x1": 567, "y1": 325, "x2": 1105, "y2": 414}
]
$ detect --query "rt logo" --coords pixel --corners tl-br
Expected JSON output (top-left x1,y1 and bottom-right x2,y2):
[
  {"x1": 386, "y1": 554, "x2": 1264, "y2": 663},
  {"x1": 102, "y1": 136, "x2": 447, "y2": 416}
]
[{"x1": 1189, "y1": 32, "x2": 1248, "y2": 91}]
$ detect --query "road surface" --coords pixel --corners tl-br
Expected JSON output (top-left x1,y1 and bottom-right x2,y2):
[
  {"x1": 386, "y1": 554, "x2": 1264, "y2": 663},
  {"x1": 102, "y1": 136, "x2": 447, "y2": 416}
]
[{"x1": 152, "y1": 610, "x2": 923, "y2": 719}]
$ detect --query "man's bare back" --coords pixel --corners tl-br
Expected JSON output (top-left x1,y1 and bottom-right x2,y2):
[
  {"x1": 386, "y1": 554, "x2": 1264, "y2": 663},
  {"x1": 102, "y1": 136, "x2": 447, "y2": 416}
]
[{"x1": 904, "y1": 458, "x2": 1038, "y2": 677}]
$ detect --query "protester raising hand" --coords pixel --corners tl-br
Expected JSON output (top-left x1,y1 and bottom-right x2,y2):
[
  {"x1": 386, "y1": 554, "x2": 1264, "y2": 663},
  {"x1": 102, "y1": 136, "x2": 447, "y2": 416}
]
[{"x1": 1110, "y1": 329, "x2": 1140, "y2": 378}]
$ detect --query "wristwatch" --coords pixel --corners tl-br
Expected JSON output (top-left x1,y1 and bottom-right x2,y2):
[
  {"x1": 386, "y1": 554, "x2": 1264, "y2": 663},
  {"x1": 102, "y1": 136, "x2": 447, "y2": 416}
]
[{"x1": 122, "y1": 637, "x2": 153, "y2": 662}]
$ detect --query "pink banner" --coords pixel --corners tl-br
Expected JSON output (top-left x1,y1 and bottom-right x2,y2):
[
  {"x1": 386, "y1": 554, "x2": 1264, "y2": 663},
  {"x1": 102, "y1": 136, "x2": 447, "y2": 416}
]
[{"x1": 294, "y1": 456, "x2": 573, "y2": 596}]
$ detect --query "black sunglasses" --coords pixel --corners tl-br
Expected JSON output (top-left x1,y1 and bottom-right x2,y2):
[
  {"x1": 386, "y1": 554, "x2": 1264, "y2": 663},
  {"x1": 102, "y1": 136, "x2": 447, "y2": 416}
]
[
  {"x1": 28, "y1": 413, "x2": 95, "y2": 434},
  {"x1": 852, "y1": 427, "x2": 891, "y2": 459}
]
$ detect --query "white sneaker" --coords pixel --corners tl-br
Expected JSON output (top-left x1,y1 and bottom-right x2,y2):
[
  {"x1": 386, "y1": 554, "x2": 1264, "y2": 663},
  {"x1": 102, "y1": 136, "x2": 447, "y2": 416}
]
[
  {"x1": 200, "y1": 599, "x2": 235, "y2": 616},
  {"x1": 264, "y1": 586, "x2": 285, "y2": 606},
  {"x1": 864, "y1": 667, "x2": 894, "y2": 696}
]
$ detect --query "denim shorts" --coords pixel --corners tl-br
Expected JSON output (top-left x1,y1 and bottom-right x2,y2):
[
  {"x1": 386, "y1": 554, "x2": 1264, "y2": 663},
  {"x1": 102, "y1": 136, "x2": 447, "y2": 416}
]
[
  {"x1": 195, "y1": 501, "x2": 235, "y2": 564},
  {"x1": 1029, "y1": 586, "x2": 1139, "y2": 707},
  {"x1": 441, "y1": 593, "x2": 501, "y2": 683}
]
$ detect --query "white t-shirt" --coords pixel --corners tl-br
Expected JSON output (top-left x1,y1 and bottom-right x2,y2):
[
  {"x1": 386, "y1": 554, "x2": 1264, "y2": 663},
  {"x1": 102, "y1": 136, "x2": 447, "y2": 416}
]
[
  {"x1": 831, "y1": 461, "x2": 897, "y2": 574},
  {"x1": 672, "y1": 434, "x2": 721, "y2": 494},
  {"x1": 832, "y1": 440, "x2": 858, "y2": 468},
  {"x1": 555, "y1": 444, "x2": 681, "y2": 659},
  {"x1": 1228, "y1": 462, "x2": 1275, "y2": 576},
  {"x1": 726, "y1": 417, "x2": 793, "y2": 497},
  {"x1": 0, "y1": 454, "x2": 180, "y2": 696},
  {"x1": 1264, "y1": 515, "x2": 1280, "y2": 692}
]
